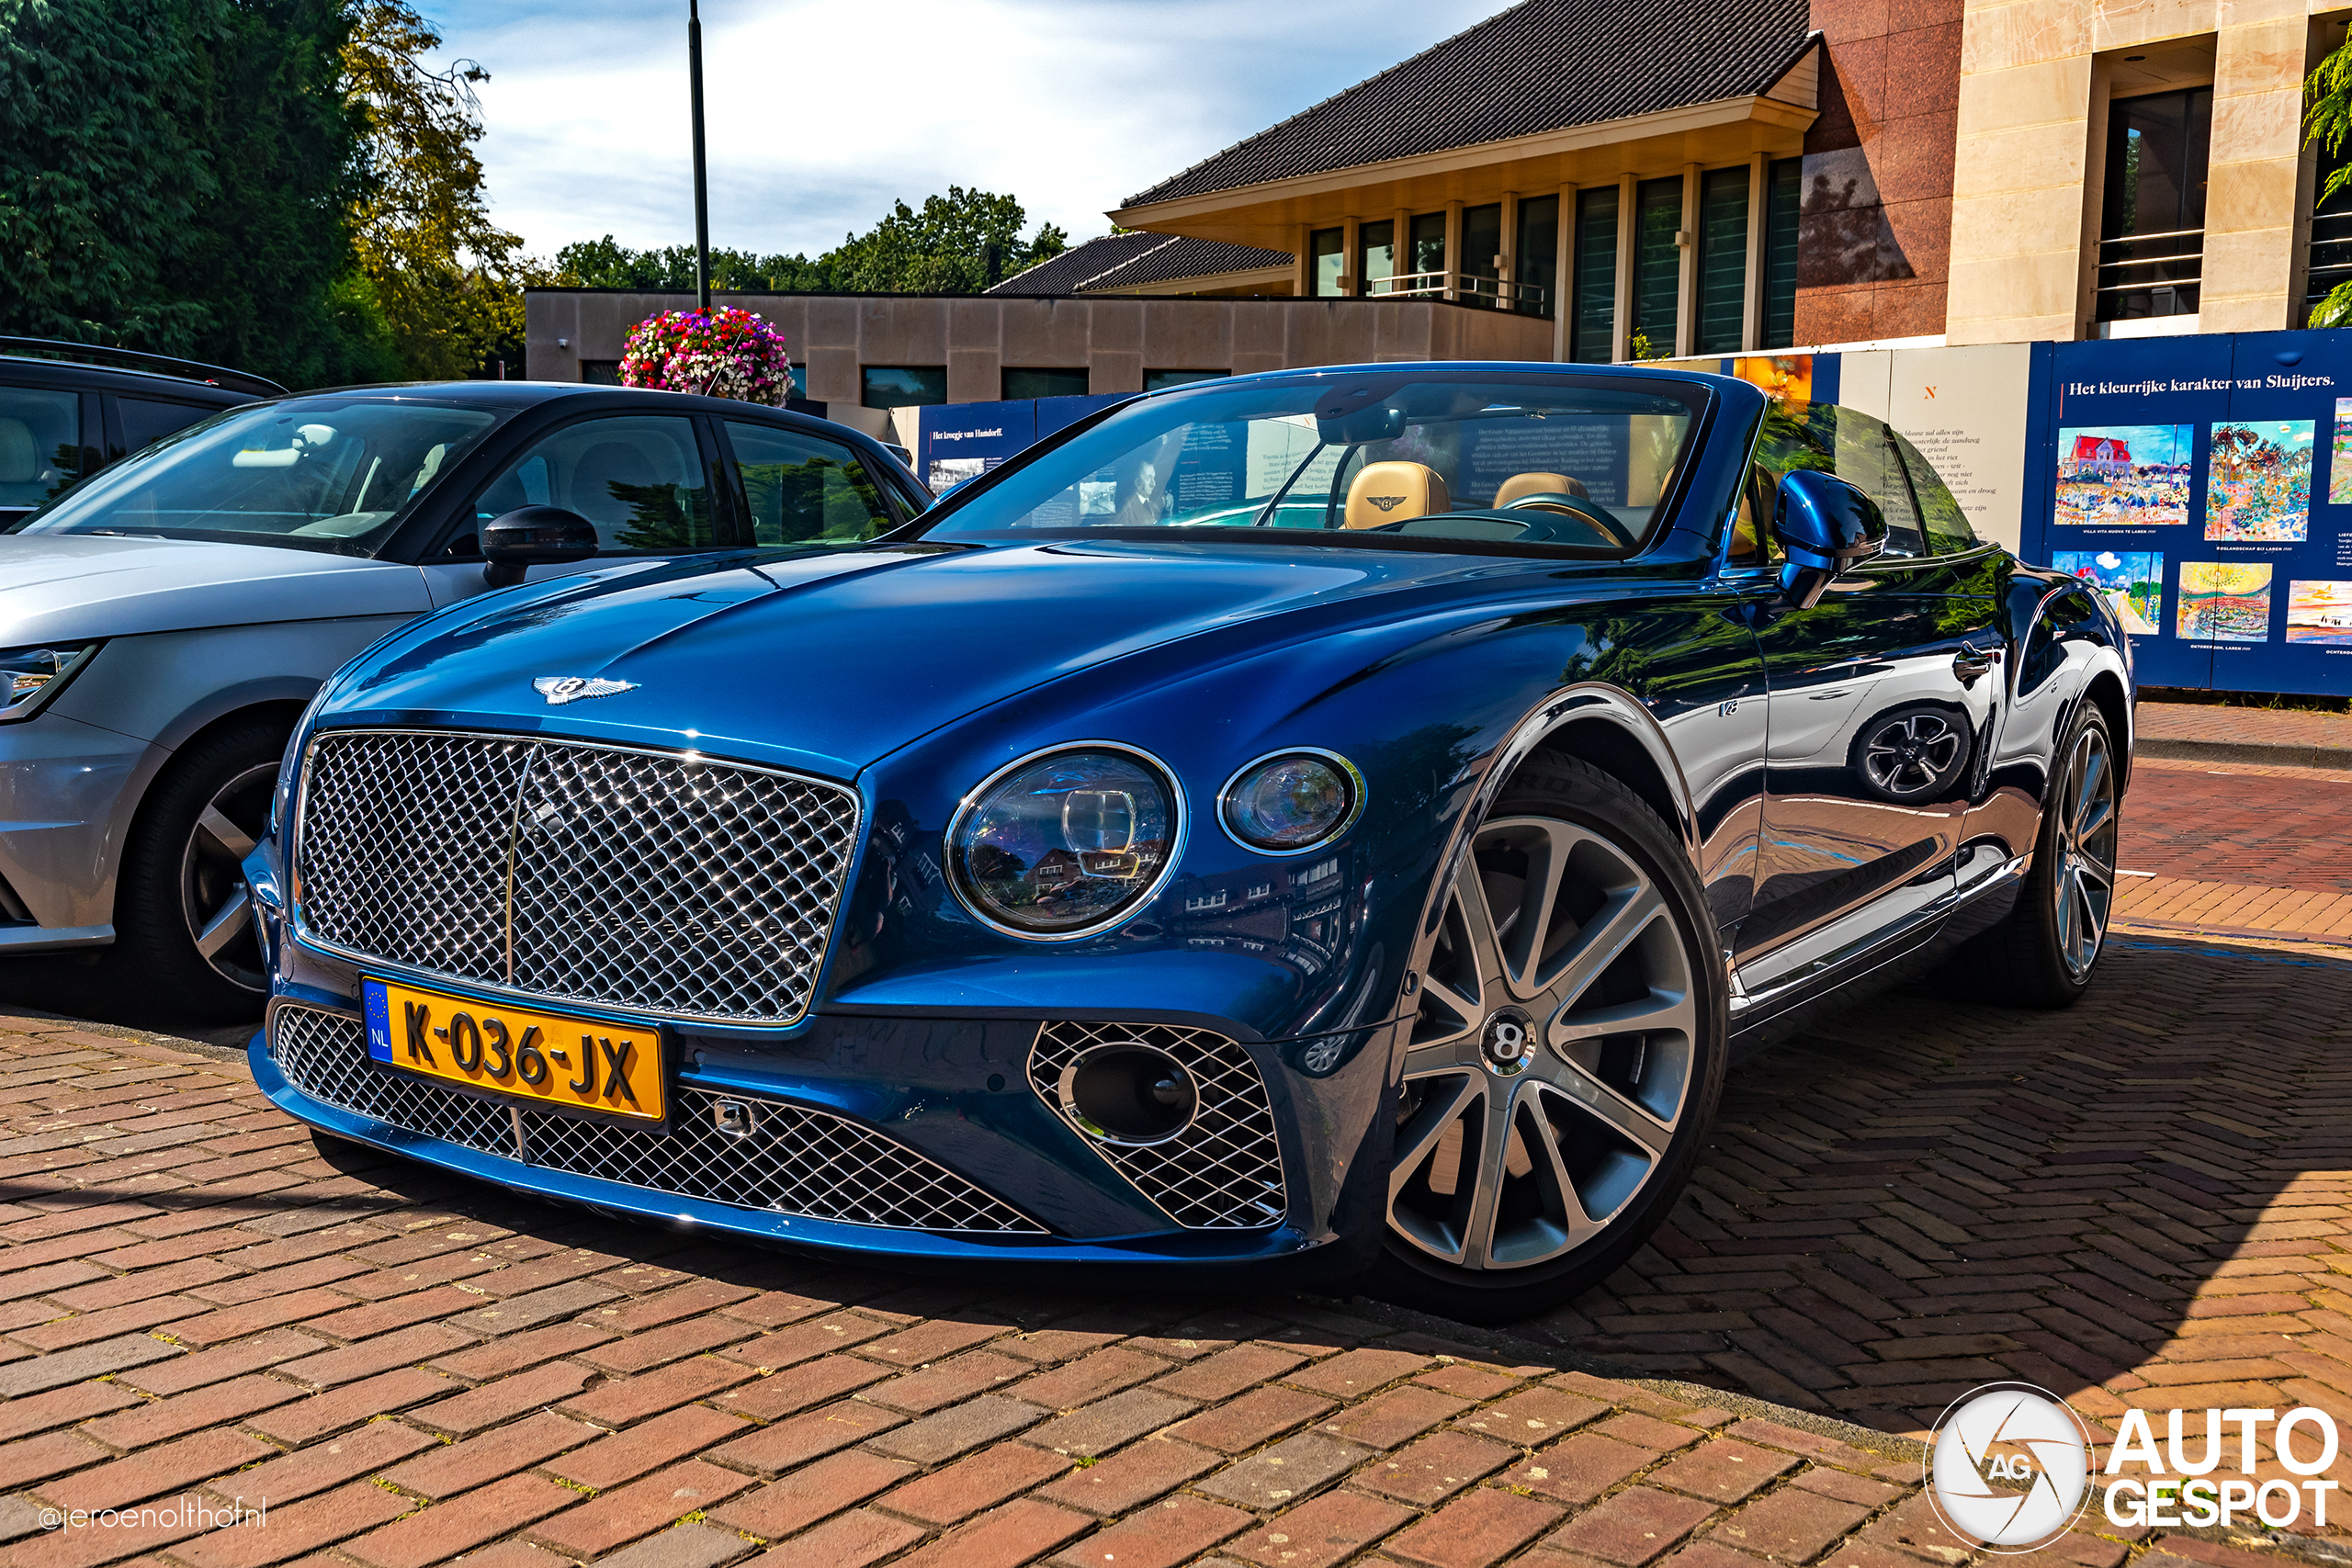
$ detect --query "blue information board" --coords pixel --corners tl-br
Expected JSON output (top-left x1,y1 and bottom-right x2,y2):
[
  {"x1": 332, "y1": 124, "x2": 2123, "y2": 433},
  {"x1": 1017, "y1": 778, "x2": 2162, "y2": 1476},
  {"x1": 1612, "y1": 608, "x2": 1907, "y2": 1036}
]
[{"x1": 2018, "y1": 330, "x2": 2352, "y2": 696}]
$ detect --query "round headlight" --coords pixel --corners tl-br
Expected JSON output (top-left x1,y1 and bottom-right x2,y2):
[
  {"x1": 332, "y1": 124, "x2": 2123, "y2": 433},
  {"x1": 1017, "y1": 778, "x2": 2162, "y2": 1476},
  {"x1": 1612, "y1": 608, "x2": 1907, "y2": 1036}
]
[
  {"x1": 947, "y1": 746, "x2": 1182, "y2": 939},
  {"x1": 1219, "y1": 750, "x2": 1363, "y2": 853}
]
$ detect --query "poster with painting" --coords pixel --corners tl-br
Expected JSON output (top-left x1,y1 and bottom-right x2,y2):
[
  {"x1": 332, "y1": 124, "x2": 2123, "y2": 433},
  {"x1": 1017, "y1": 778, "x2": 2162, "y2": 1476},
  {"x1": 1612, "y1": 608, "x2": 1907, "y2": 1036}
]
[
  {"x1": 2287, "y1": 580, "x2": 2352, "y2": 645},
  {"x1": 2177, "y1": 561, "x2": 2274, "y2": 641},
  {"x1": 2053, "y1": 425, "x2": 2191, "y2": 525},
  {"x1": 2052, "y1": 550, "x2": 2164, "y2": 635},
  {"x1": 2205, "y1": 420, "x2": 2312, "y2": 542},
  {"x1": 2331, "y1": 400, "x2": 2352, "y2": 505}
]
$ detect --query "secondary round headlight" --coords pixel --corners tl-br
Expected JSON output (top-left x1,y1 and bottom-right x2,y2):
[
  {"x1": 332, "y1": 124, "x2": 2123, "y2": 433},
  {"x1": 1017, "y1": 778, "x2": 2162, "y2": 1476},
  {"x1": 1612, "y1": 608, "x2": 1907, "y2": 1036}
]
[
  {"x1": 948, "y1": 746, "x2": 1182, "y2": 939},
  {"x1": 1219, "y1": 750, "x2": 1363, "y2": 853}
]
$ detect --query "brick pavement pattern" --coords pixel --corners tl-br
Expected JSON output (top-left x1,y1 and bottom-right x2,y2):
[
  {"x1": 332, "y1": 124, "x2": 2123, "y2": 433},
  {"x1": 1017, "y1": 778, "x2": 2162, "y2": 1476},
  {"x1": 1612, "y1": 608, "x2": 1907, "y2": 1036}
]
[
  {"x1": 0, "y1": 1015, "x2": 2292, "y2": 1568},
  {"x1": 2135, "y1": 702, "x2": 2352, "y2": 762},
  {"x1": 2108, "y1": 760, "x2": 2352, "y2": 943}
]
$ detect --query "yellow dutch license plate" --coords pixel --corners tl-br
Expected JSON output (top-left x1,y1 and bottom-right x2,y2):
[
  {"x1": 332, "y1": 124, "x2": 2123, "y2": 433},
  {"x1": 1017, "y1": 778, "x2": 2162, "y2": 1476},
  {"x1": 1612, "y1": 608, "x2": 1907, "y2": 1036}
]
[{"x1": 361, "y1": 976, "x2": 666, "y2": 1124}]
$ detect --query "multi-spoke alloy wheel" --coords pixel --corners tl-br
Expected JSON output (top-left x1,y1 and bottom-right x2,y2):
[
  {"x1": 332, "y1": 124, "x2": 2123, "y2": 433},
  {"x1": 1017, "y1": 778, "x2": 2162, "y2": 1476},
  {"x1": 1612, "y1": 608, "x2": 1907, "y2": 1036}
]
[
  {"x1": 113, "y1": 716, "x2": 288, "y2": 1021},
  {"x1": 1374, "y1": 751, "x2": 1724, "y2": 1322},
  {"x1": 2049, "y1": 720, "x2": 2117, "y2": 978},
  {"x1": 1857, "y1": 708, "x2": 1965, "y2": 799},
  {"x1": 178, "y1": 761, "x2": 274, "y2": 992}
]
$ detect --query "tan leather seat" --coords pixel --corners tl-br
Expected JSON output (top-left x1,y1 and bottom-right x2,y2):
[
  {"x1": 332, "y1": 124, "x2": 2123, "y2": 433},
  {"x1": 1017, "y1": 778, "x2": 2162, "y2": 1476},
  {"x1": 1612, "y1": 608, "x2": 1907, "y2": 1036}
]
[
  {"x1": 1494, "y1": 470, "x2": 1589, "y2": 506},
  {"x1": 1344, "y1": 461, "x2": 1450, "y2": 529}
]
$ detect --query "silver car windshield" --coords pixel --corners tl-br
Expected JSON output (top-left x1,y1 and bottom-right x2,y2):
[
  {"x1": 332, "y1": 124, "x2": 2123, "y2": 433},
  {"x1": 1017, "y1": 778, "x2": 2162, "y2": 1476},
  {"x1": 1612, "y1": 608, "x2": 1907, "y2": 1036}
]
[
  {"x1": 9, "y1": 399, "x2": 503, "y2": 557},
  {"x1": 915, "y1": 375, "x2": 1707, "y2": 556}
]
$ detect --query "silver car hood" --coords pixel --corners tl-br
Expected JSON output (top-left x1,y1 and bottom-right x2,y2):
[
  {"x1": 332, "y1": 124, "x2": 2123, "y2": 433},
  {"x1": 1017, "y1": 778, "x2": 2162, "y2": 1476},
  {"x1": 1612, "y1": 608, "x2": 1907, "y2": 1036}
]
[{"x1": 0, "y1": 535, "x2": 428, "y2": 644}]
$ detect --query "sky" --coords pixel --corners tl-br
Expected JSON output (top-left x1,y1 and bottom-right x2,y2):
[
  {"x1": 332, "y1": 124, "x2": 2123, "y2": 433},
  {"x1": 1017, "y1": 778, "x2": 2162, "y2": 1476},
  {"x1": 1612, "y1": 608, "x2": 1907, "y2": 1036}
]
[{"x1": 425, "y1": 0, "x2": 1516, "y2": 265}]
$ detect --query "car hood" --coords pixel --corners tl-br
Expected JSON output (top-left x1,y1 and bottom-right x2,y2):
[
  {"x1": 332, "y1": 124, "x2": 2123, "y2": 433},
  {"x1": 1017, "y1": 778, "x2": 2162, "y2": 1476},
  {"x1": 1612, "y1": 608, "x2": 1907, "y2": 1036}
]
[
  {"x1": 0, "y1": 534, "x2": 425, "y2": 643},
  {"x1": 329, "y1": 540, "x2": 1549, "y2": 779}
]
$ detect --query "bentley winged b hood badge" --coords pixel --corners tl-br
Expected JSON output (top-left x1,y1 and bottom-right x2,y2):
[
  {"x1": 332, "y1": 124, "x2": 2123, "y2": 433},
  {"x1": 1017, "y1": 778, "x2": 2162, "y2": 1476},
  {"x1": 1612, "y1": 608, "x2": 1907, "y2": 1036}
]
[{"x1": 533, "y1": 676, "x2": 638, "y2": 705}]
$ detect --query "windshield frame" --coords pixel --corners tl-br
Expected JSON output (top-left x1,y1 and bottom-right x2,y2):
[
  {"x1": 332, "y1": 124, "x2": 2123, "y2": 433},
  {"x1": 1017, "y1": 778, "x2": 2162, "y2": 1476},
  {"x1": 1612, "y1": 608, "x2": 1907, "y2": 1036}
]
[
  {"x1": 907, "y1": 367, "x2": 1720, "y2": 560},
  {"x1": 6, "y1": 394, "x2": 516, "y2": 558}
]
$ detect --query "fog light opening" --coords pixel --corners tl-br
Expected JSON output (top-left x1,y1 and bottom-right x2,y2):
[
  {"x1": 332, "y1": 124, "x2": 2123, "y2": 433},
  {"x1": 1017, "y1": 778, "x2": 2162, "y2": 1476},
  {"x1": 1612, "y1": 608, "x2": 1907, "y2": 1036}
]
[{"x1": 1059, "y1": 1043, "x2": 1198, "y2": 1145}]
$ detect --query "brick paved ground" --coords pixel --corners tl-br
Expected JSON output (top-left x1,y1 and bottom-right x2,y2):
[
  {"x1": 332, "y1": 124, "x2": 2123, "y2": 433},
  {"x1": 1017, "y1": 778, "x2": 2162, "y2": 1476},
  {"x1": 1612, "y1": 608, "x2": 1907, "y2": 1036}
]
[
  {"x1": 2, "y1": 751, "x2": 2348, "y2": 1568},
  {"x1": 0, "y1": 1018, "x2": 1990, "y2": 1568},
  {"x1": 2110, "y1": 760, "x2": 2352, "y2": 942},
  {"x1": 2137, "y1": 702, "x2": 2352, "y2": 770}
]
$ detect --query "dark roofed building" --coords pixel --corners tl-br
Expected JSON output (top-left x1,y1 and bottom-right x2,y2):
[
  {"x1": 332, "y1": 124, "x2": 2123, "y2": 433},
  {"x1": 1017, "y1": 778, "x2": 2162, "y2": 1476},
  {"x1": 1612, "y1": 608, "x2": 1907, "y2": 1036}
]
[
  {"x1": 1102, "y1": 0, "x2": 1966, "y2": 356},
  {"x1": 988, "y1": 234, "x2": 1296, "y2": 299}
]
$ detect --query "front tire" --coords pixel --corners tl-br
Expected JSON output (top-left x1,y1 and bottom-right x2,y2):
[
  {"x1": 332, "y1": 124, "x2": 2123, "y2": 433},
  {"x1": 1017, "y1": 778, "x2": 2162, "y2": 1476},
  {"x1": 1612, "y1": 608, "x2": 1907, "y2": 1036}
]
[
  {"x1": 112, "y1": 717, "x2": 286, "y2": 1022},
  {"x1": 1368, "y1": 751, "x2": 1726, "y2": 1325}
]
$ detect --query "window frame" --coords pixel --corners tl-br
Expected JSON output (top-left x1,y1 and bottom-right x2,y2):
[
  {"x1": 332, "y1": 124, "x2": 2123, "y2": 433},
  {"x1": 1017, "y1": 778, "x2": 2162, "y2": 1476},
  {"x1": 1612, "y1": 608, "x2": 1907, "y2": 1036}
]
[{"x1": 711, "y1": 412, "x2": 910, "y2": 548}]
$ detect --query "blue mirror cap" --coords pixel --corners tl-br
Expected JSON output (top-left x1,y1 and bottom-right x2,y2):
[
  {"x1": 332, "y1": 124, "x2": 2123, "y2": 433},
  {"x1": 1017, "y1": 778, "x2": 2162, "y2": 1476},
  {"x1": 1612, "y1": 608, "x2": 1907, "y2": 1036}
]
[{"x1": 1773, "y1": 469, "x2": 1886, "y2": 563}]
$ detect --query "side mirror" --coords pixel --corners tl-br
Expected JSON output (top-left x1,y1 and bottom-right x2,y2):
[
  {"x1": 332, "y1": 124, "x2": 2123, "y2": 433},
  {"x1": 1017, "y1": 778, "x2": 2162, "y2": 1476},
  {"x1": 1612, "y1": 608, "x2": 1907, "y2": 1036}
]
[
  {"x1": 1772, "y1": 470, "x2": 1886, "y2": 610},
  {"x1": 481, "y1": 506, "x2": 597, "y2": 588}
]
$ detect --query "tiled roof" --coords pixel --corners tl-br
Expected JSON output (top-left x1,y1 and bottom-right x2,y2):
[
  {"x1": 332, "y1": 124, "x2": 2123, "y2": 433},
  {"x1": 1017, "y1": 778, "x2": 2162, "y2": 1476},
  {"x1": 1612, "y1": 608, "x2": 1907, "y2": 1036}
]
[
  {"x1": 1124, "y1": 0, "x2": 1817, "y2": 208},
  {"x1": 988, "y1": 233, "x2": 1294, "y2": 296}
]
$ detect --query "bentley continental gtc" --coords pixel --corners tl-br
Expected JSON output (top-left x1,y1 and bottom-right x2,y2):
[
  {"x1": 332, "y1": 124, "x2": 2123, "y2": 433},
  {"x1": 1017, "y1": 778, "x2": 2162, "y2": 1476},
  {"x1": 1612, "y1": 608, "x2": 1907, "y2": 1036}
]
[{"x1": 246, "y1": 364, "x2": 2132, "y2": 1319}]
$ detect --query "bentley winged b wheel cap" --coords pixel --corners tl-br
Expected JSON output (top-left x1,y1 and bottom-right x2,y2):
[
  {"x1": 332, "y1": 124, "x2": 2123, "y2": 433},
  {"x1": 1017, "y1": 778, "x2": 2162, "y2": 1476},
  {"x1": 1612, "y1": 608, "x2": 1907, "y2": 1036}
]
[{"x1": 533, "y1": 676, "x2": 638, "y2": 705}]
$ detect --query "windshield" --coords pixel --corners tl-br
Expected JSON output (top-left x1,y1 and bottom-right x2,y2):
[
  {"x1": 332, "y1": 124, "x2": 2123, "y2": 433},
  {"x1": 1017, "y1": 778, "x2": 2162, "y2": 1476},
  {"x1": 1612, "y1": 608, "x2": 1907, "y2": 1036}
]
[
  {"x1": 9, "y1": 398, "x2": 504, "y2": 556},
  {"x1": 916, "y1": 373, "x2": 1707, "y2": 555}
]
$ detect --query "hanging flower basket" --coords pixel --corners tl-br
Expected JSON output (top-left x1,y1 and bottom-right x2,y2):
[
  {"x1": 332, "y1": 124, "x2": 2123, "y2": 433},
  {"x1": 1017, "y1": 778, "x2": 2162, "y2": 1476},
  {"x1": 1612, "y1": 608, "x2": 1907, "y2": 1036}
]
[{"x1": 618, "y1": 306, "x2": 792, "y2": 404}]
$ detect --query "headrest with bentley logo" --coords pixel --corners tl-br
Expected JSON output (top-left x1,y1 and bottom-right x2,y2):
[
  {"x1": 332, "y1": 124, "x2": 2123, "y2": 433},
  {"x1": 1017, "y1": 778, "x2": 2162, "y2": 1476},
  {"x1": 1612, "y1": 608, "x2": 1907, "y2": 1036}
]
[{"x1": 1344, "y1": 461, "x2": 1449, "y2": 529}]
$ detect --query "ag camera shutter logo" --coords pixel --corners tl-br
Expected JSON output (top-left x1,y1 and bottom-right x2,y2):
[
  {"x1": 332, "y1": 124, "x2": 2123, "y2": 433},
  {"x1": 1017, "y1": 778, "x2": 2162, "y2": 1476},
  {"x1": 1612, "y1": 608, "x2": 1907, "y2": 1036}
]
[{"x1": 1925, "y1": 1382, "x2": 2093, "y2": 1552}]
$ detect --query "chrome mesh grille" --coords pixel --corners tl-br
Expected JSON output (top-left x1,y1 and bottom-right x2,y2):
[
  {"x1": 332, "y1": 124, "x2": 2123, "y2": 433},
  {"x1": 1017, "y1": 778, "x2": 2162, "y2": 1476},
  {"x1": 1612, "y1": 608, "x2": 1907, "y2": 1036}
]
[
  {"x1": 271, "y1": 1004, "x2": 1041, "y2": 1234},
  {"x1": 1029, "y1": 1021, "x2": 1285, "y2": 1229},
  {"x1": 294, "y1": 729, "x2": 860, "y2": 1024}
]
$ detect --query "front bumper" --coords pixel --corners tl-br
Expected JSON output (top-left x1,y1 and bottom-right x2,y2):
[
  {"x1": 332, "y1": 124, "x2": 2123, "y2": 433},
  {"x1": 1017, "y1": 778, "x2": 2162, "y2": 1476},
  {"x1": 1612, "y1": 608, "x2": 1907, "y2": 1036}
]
[
  {"x1": 0, "y1": 710, "x2": 164, "y2": 946},
  {"x1": 250, "y1": 960, "x2": 1396, "y2": 1283}
]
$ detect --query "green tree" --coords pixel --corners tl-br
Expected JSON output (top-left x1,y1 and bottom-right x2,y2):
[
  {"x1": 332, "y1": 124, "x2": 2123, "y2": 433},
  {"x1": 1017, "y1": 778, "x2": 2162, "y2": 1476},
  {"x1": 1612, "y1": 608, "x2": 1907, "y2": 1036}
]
[
  {"x1": 343, "y1": 0, "x2": 538, "y2": 379},
  {"x1": 555, "y1": 186, "x2": 1068, "y2": 297},
  {"x1": 0, "y1": 0, "x2": 392, "y2": 388},
  {"x1": 2309, "y1": 39, "x2": 2352, "y2": 326}
]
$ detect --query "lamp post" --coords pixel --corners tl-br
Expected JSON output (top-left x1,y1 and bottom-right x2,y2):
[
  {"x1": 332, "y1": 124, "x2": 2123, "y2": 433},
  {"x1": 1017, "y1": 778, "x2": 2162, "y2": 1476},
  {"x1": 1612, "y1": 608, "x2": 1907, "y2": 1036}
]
[{"x1": 689, "y1": 0, "x2": 710, "y2": 312}]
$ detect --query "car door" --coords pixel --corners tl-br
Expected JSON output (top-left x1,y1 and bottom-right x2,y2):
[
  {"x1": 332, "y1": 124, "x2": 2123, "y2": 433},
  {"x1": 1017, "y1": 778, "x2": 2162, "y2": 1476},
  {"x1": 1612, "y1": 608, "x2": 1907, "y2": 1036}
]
[
  {"x1": 1732, "y1": 404, "x2": 2007, "y2": 999},
  {"x1": 419, "y1": 411, "x2": 734, "y2": 607},
  {"x1": 716, "y1": 416, "x2": 904, "y2": 546}
]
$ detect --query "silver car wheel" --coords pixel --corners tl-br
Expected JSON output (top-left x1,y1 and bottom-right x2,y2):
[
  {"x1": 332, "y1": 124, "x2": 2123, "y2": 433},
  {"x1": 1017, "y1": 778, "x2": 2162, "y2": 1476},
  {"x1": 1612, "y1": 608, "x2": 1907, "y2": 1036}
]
[
  {"x1": 1389, "y1": 815, "x2": 1698, "y2": 1272},
  {"x1": 1860, "y1": 711, "x2": 1963, "y2": 796},
  {"x1": 178, "y1": 761, "x2": 274, "y2": 993},
  {"x1": 2051, "y1": 723, "x2": 2118, "y2": 978}
]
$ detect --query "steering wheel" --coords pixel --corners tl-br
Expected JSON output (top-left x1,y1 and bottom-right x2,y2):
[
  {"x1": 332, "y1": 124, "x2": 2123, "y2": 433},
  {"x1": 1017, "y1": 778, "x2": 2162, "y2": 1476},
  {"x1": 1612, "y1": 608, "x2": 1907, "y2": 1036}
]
[{"x1": 1499, "y1": 492, "x2": 1639, "y2": 549}]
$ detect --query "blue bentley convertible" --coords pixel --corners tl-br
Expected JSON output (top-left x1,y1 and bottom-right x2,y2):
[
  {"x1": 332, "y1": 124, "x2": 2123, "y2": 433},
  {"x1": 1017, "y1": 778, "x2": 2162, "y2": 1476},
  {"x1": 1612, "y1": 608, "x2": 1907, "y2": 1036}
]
[{"x1": 245, "y1": 364, "x2": 2132, "y2": 1320}]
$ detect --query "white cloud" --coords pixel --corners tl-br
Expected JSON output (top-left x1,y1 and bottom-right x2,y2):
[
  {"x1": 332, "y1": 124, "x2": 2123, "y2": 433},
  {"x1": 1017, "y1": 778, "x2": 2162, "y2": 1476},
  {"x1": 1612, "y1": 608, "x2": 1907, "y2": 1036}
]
[{"x1": 426, "y1": 0, "x2": 1513, "y2": 260}]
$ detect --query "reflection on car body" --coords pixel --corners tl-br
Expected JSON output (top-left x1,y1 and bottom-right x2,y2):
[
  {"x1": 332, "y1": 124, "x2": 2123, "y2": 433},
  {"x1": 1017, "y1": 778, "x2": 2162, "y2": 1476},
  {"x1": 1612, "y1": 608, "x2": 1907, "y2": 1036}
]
[{"x1": 243, "y1": 362, "x2": 2132, "y2": 1321}]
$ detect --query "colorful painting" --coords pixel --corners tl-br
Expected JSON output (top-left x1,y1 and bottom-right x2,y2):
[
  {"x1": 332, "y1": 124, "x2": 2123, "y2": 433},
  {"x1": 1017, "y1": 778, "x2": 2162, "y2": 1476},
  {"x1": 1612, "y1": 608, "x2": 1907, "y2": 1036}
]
[
  {"x1": 2330, "y1": 400, "x2": 2352, "y2": 505},
  {"x1": 2205, "y1": 420, "x2": 2312, "y2": 542},
  {"x1": 2178, "y1": 562, "x2": 2274, "y2": 642},
  {"x1": 2053, "y1": 424, "x2": 2191, "y2": 526},
  {"x1": 1730, "y1": 355, "x2": 1812, "y2": 415},
  {"x1": 2287, "y1": 580, "x2": 2352, "y2": 645},
  {"x1": 2052, "y1": 550, "x2": 2164, "y2": 636}
]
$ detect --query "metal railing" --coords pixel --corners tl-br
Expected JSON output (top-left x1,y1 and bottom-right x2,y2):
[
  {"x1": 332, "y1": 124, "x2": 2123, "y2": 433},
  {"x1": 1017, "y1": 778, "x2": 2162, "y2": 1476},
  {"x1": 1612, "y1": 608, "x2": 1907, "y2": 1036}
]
[
  {"x1": 1364, "y1": 270, "x2": 1550, "y2": 312},
  {"x1": 2094, "y1": 227, "x2": 2203, "y2": 321}
]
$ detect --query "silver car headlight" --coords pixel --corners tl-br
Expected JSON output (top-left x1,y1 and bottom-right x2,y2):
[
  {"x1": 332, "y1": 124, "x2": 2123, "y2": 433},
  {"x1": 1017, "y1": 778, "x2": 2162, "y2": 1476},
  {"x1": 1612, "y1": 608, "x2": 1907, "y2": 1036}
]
[
  {"x1": 947, "y1": 744, "x2": 1183, "y2": 940},
  {"x1": 0, "y1": 643, "x2": 100, "y2": 724},
  {"x1": 1219, "y1": 750, "x2": 1363, "y2": 853}
]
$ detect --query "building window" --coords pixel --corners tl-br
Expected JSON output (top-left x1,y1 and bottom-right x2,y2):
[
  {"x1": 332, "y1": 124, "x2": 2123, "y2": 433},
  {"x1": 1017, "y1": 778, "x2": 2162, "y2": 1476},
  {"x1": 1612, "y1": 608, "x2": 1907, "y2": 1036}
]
[
  {"x1": 1003, "y1": 367, "x2": 1089, "y2": 400},
  {"x1": 862, "y1": 366, "x2": 947, "y2": 409},
  {"x1": 1408, "y1": 212, "x2": 1446, "y2": 287},
  {"x1": 1570, "y1": 186, "x2": 1620, "y2": 363},
  {"x1": 1761, "y1": 157, "x2": 1800, "y2": 348},
  {"x1": 1310, "y1": 227, "x2": 1344, "y2": 296},
  {"x1": 1515, "y1": 194, "x2": 1559, "y2": 319},
  {"x1": 1694, "y1": 166, "x2": 1750, "y2": 354},
  {"x1": 1461, "y1": 202, "x2": 1502, "y2": 305},
  {"x1": 1632, "y1": 177, "x2": 1682, "y2": 356},
  {"x1": 788, "y1": 364, "x2": 807, "y2": 399},
  {"x1": 1358, "y1": 219, "x2": 1396, "y2": 295},
  {"x1": 2097, "y1": 86, "x2": 2211, "y2": 322},
  {"x1": 580, "y1": 361, "x2": 623, "y2": 386},
  {"x1": 1145, "y1": 369, "x2": 1227, "y2": 391},
  {"x1": 2309, "y1": 133, "x2": 2352, "y2": 322}
]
